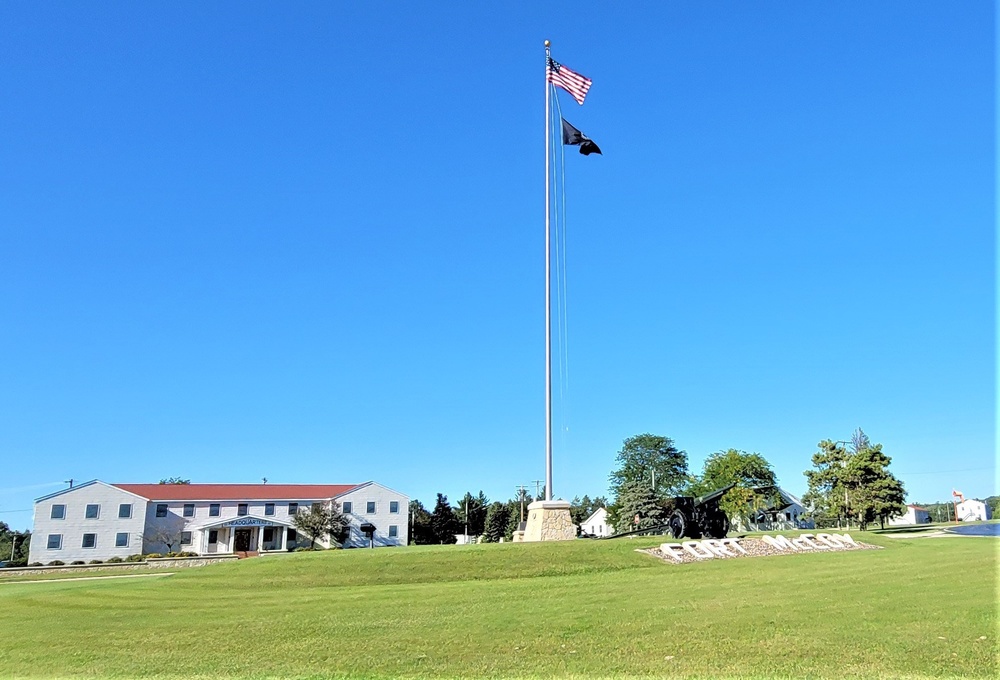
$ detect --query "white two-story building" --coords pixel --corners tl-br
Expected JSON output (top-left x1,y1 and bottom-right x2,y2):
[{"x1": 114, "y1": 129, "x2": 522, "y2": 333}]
[{"x1": 28, "y1": 480, "x2": 408, "y2": 564}]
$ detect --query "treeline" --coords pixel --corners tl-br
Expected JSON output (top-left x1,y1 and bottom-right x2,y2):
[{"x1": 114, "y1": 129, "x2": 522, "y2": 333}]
[
  {"x1": 407, "y1": 492, "x2": 608, "y2": 544},
  {"x1": 0, "y1": 522, "x2": 31, "y2": 567}
]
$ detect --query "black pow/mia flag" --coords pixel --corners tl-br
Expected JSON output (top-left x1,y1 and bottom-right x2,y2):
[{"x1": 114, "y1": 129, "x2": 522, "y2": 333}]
[{"x1": 561, "y1": 118, "x2": 602, "y2": 156}]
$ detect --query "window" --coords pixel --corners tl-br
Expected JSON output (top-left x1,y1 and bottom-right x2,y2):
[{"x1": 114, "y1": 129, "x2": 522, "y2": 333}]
[
  {"x1": 343, "y1": 502, "x2": 352, "y2": 514},
  {"x1": 287, "y1": 529, "x2": 297, "y2": 543},
  {"x1": 155, "y1": 504, "x2": 168, "y2": 518},
  {"x1": 51, "y1": 504, "x2": 65, "y2": 520},
  {"x1": 85, "y1": 504, "x2": 100, "y2": 519},
  {"x1": 390, "y1": 501, "x2": 399, "y2": 513},
  {"x1": 82, "y1": 533, "x2": 97, "y2": 549},
  {"x1": 208, "y1": 530, "x2": 218, "y2": 544},
  {"x1": 46, "y1": 534, "x2": 62, "y2": 550},
  {"x1": 115, "y1": 533, "x2": 129, "y2": 548},
  {"x1": 118, "y1": 503, "x2": 132, "y2": 518},
  {"x1": 181, "y1": 531, "x2": 192, "y2": 545},
  {"x1": 366, "y1": 501, "x2": 376, "y2": 514},
  {"x1": 785, "y1": 512, "x2": 791, "y2": 521},
  {"x1": 388, "y1": 525, "x2": 398, "y2": 538},
  {"x1": 265, "y1": 503, "x2": 275, "y2": 516},
  {"x1": 288, "y1": 503, "x2": 298, "y2": 515},
  {"x1": 263, "y1": 527, "x2": 274, "y2": 542},
  {"x1": 238, "y1": 503, "x2": 248, "y2": 516},
  {"x1": 209, "y1": 503, "x2": 220, "y2": 517},
  {"x1": 183, "y1": 503, "x2": 195, "y2": 517}
]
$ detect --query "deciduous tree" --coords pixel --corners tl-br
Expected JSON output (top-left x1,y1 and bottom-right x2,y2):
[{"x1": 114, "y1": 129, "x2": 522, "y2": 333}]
[
  {"x1": 609, "y1": 434, "x2": 688, "y2": 501},
  {"x1": 690, "y1": 449, "x2": 778, "y2": 523}
]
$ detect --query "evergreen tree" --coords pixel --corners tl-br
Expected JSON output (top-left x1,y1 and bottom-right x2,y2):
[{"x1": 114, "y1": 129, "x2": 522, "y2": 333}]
[
  {"x1": 482, "y1": 502, "x2": 510, "y2": 543},
  {"x1": 430, "y1": 493, "x2": 458, "y2": 544},
  {"x1": 608, "y1": 479, "x2": 668, "y2": 533},
  {"x1": 455, "y1": 491, "x2": 489, "y2": 537},
  {"x1": 408, "y1": 500, "x2": 434, "y2": 545}
]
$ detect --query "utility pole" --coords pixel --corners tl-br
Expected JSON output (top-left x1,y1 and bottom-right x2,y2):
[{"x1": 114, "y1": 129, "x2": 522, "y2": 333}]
[
  {"x1": 516, "y1": 485, "x2": 529, "y2": 522},
  {"x1": 532, "y1": 480, "x2": 543, "y2": 500},
  {"x1": 10, "y1": 533, "x2": 20, "y2": 561},
  {"x1": 464, "y1": 500, "x2": 468, "y2": 544}
]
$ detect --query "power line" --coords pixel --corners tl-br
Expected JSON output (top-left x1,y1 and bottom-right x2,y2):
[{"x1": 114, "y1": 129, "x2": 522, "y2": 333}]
[{"x1": 897, "y1": 467, "x2": 994, "y2": 475}]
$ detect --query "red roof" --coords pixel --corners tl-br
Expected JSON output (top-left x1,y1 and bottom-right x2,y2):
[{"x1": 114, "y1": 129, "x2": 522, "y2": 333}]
[{"x1": 113, "y1": 483, "x2": 361, "y2": 502}]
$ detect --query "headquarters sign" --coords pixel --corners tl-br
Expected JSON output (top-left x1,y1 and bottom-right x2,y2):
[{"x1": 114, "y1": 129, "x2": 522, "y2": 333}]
[{"x1": 647, "y1": 533, "x2": 880, "y2": 564}]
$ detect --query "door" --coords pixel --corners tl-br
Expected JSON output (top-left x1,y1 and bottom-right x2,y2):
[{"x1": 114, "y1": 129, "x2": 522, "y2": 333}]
[{"x1": 234, "y1": 529, "x2": 252, "y2": 552}]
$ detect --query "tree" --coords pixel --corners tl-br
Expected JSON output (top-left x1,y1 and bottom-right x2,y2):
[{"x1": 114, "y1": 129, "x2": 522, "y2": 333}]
[
  {"x1": 158, "y1": 477, "x2": 191, "y2": 485},
  {"x1": 408, "y1": 500, "x2": 434, "y2": 545},
  {"x1": 482, "y1": 502, "x2": 510, "y2": 543},
  {"x1": 144, "y1": 526, "x2": 182, "y2": 554},
  {"x1": 570, "y1": 495, "x2": 609, "y2": 525},
  {"x1": 803, "y1": 439, "x2": 852, "y2": 527},
  {"x1": 844, "y1": 443, "x2": 905, "y2": 530},
  {"x1": 455, "y1": 491, "x2": 489, "y2": 537},
  {"x1": 429, "y1": 493, "x2": 458, "y2": 544},
  {"x1": 291, "y1": 502, "x2": 351, "y2": 548},
  {"x1": 609, "y1": 433, "x2": 689, "y2": 501},
  {"x1": 690, "y1": 449, "x2": 778, "y2": 524},
  {"x1": 804, "y1": 432, "x2": 906, "y2": 530},
  {"x1": 0, "y1": 523, "x2": 30, "y2": 567},
  {"x1": 608, "y1": 479, "x2": 668, "y2": 533}
]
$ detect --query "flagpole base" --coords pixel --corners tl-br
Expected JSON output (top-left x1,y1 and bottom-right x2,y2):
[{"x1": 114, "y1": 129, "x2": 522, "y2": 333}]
[{"x1": 522, "y1": 500, "x2": 575, "y2": 542}]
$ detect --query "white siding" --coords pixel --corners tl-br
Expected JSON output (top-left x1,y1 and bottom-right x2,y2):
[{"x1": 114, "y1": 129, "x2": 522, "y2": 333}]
[
  {"x1": 336, "y1": 483, "x2": 408, "y2": 548},
  {"x1": 28, "y1": 482, "x2": 147, "y2": 564}
]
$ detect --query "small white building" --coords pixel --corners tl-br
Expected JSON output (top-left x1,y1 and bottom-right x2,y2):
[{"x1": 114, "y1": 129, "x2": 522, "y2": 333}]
[
  {"x1": 730, "y1": 488, "x2": 814, "y2": 532},
  {"x1": 956, "y1": 499, "x2": 992, "y2": 522},
  {"x1": 887, "y1": 504, "x2": 932, "y2": 526},
  {"x1": 580, "y1": 507, "x2": 613, "y2": 537},
  {"x1": 29, "y1": 480, "x2": 408, "y2": 564}
]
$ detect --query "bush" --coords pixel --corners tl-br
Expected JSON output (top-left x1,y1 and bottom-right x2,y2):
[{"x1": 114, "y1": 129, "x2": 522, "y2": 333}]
[
  {"x1": 89, "y1": 560, "x2": 104, "y2": 564},
  {"x1": 165, "y1": 552, "x2": 179, "y2": 558},
  {"x1": 179, "y1": 551, "x2": 198, "y2": 557},
  {"x1": 106, "y1": 556, "x2": 124, "y2": 563},
  {"x1": 70, "y1": 560, "x2": 85, "y2": 565},
  {"x1": 29, "y1": 562, "x2": 43, "y2": 567},
  {"x1": 48, "y1": 560, "x2": 65, "y2": 566},
  {"x1": 293, "y1": 547, "x2": 315, "y2": 552},
  {"x1": 126, "y1": 554, "x2": 144, "y2": 562},
  {"x1": 143, "y1": 553, "x2": 163, "y2": 559}
]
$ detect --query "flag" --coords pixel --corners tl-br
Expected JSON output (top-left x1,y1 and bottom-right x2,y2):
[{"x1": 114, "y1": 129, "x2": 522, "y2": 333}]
[
  {"x1": 561, "y1": 119, "x2": 602, "y2": 156},
  {"x1": 547, "y1": 57, "x2": 592, "y2": 105}
]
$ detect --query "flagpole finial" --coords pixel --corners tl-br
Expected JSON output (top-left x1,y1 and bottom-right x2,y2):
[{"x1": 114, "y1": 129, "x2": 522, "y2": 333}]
[{"x1": 544, "y1": 40, "x2": 550, "y2": 48}]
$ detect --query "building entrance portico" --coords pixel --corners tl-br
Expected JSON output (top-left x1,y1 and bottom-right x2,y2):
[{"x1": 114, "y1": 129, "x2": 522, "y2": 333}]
[{"x1": 195, "y1": 515, "x2": 295, "y2": 555}]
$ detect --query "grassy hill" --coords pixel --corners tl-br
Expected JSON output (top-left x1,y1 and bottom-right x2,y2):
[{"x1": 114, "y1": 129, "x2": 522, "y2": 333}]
[{"x1": 0, "y1": 532, "x2": 995, "y2": 679}]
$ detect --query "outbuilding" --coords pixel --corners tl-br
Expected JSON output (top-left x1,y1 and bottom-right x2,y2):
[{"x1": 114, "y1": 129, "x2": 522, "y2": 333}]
[{"x1": 887, "y1": 504, "x2": 932, "y2": 526}]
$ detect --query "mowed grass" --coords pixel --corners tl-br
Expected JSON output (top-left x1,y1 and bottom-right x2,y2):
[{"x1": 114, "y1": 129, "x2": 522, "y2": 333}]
[{"x1": 0, "y1": 534, "x2": 995, "y2": 679}]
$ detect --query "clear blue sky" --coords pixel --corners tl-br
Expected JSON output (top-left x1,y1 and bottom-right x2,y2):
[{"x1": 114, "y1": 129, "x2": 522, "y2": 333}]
[{"x1": 1, "y1": 2, "x2": 994, "y2": 531}]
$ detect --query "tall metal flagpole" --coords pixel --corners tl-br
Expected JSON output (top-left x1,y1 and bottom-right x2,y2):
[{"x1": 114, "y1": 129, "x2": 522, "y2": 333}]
[{"x1": 544, "y1": 39, "x2": 553, "y2": 501}]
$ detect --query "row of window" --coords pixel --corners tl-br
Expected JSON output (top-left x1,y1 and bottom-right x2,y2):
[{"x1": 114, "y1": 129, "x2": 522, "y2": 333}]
[
  {"x1": 48, "y1": 500, "x2": 402, "y2": 523},
  {"x1": 50, "y1": 503, "x2": 133, "y2": 520},
  {"x1": 46, "y1": 531, "x2": 195, "y2": 550},
  {"x1": 151, "y1": 500, "x2": 400, "y2": 518},
  {"x1": 46, "y1": 524, "x2": 402, "y2": 550}
]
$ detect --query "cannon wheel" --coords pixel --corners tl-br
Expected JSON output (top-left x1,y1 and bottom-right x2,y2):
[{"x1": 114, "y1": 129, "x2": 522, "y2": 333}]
[
  {"x1": 667, "y1": 509, "x2": 687, "y2": 539},
  {"x1": 705, "y1": 510, "x2": 730, "y2": 539}
]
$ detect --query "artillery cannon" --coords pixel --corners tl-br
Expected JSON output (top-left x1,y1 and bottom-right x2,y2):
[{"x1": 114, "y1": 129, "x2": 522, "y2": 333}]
[{"x1": 665, "y1": 483, "x2": 735, "y2": 540}]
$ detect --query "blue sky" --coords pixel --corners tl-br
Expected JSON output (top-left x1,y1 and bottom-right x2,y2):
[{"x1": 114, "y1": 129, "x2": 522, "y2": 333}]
[{"x1": 1, "y1": 2, "x2": 994, "y2": 530}]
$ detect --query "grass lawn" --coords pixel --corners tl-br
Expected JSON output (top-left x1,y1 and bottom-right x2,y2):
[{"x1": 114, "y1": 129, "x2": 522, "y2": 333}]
[{"x1": 0, "y1": 532, "x2": 995, "y2": 679}]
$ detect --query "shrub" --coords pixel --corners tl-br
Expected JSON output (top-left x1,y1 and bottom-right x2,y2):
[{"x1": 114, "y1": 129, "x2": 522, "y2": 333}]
[
  {"x1": 106, "y1": 556, "x2": 124, "y2": 563},
  {"x1": 126, "y1": 554, "x2": 144, "y2": 562},
  {"x1": 165, "y1": 552, "x2": 179, "y2": 558},
  {"x1": 179, "y1": 551, "x2": 198, "y2": 557},
  {"x1": 48, "y1": 560, "x2": 65, "y2": 566},
  {"x1": 29, "y1": 562, "x2": 43, "y2": 567},
  {"x1": 89, "y1": 560, "x2": 104, "y2": 564},
  {"x1": 143, "y1": 553, "x2": 163, "y2": 559},
  {"x1": 293, "y1": 547, "x2": 314, "y2": 552},
  {"x1": 70, "y1": 560, "x2": 85, "y2": 565}
]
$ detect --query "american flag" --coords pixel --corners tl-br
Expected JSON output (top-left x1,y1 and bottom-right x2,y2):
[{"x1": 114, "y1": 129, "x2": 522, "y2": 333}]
[{"x1": 547, "y1": 57, "x2": 592, "y2": 105}]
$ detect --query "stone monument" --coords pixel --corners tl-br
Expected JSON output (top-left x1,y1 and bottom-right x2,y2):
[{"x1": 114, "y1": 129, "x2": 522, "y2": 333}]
[{"x1": 522, "y1": 499, "x2": 575, "y2": 542}]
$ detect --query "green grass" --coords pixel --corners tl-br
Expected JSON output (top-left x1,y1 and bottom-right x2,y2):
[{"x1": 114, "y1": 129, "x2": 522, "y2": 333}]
[{"x1": 0, "y1": 534, "x2": 995, "y2": 679}]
